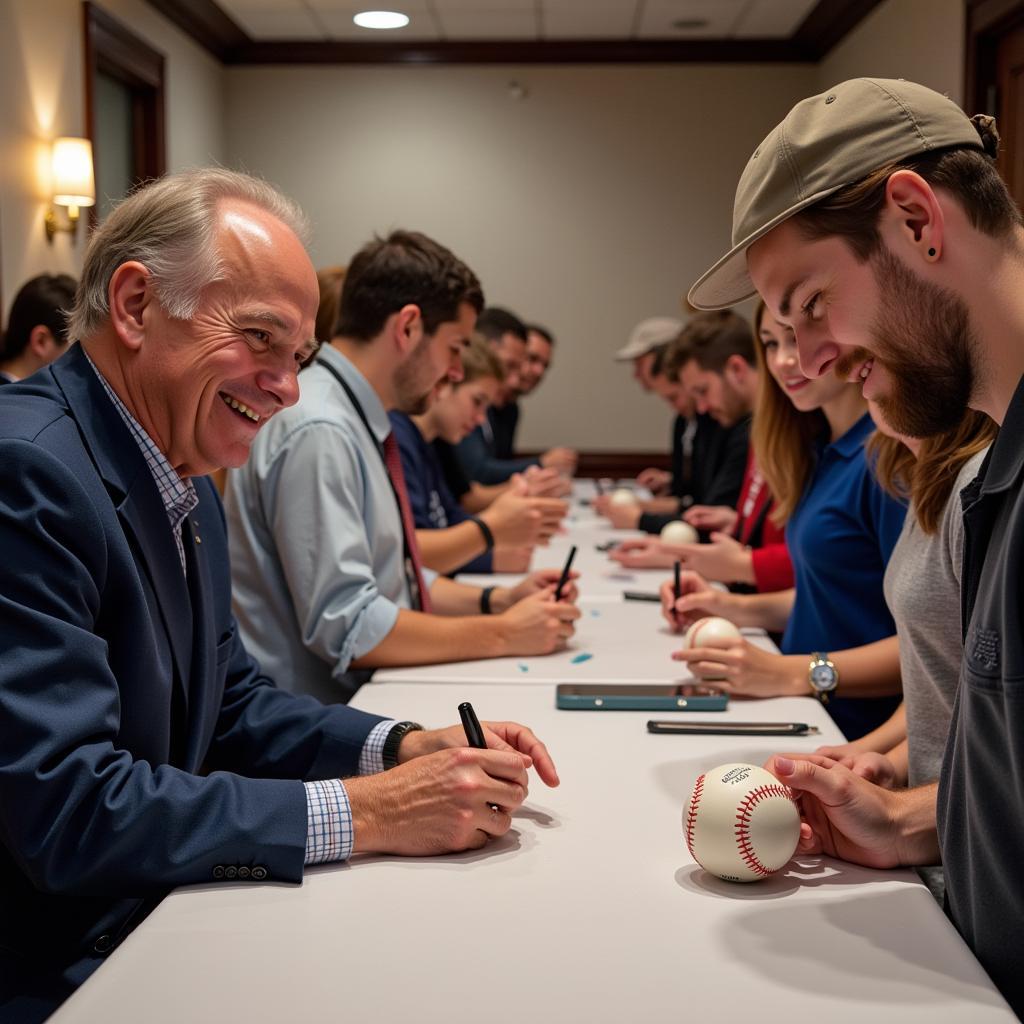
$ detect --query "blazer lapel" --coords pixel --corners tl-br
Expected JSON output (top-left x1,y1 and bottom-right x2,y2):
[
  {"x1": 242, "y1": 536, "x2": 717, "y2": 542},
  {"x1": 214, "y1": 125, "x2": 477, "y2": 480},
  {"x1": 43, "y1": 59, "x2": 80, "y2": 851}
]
[
  {"x1": 181, "y1": 510, "x2": 219, "y2": 768},
  {"x1": 52, "y1": 345, "x2": 194, "y2": 695}
]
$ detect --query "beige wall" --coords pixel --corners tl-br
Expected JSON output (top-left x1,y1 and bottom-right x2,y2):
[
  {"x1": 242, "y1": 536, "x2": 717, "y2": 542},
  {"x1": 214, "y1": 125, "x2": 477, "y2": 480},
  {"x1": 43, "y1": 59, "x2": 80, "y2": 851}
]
[
  {"x1": 817, "y1": 0, "x2": 965, "y2": 104},
  {"x1": 226, "y1": 63, "x2": 817, "y2": 451},
  {"x1": 0, "y1": 0, "x2": 225, "y2": 319},
  {"x1": 3, "y1": 0, "x2": 967, "y2": 451}
]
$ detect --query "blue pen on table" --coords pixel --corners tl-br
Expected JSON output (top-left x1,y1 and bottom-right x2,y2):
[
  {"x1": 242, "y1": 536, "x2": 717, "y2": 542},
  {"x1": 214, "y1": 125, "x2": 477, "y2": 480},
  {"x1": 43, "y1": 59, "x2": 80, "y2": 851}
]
[
  {"x1": 554, "y1": 544, "x2": 578, "y2": 601},
  {"x1": 459, "y1": 702, "x2": 499, "y2": 812}
]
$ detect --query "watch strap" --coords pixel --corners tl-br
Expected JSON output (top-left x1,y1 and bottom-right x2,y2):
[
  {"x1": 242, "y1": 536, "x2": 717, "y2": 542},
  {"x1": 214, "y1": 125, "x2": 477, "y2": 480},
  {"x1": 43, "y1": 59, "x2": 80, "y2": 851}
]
[
  {"x1": 382, "y1": 721, "x2": 423, "y2": 769},
  {"x1": 469, "y1": 515, "x2": 495, "y2": 551}
]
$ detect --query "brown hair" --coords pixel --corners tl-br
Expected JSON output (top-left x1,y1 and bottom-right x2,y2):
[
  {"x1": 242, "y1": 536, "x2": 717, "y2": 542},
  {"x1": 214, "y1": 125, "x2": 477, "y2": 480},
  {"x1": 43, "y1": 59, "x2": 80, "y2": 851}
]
[
  {"x1": 336, "y1": 229, "x2": 484, "y2": 342},
  {"x1": 750, "y1": 300, "x2": 829, "y2": 526},
  {"x1": 663, "y1": 310, "x2": 752, "y2": 381},
  {"x1": 870, "y1": 410, "x2": 996, "y2": 534},
  {"x1": 315, "y1": 265, "x2": 346, "y2": 343},
  {"x1": 793, "y1": 135, "x2": 1018, "y2": 262},
  {"x1": 456, "y1": 334, "x2": 506, "y2": 386}
]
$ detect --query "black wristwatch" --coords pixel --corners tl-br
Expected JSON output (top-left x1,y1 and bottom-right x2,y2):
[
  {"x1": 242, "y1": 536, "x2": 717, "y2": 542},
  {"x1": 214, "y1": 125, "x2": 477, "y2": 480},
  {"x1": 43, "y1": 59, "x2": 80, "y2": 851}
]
[
  {"x1": 808, "y1": 653, "x2": 839, "y2": 704},
  {"x1": 382, "y1": 721, "x2": 423, "y2": 769}
]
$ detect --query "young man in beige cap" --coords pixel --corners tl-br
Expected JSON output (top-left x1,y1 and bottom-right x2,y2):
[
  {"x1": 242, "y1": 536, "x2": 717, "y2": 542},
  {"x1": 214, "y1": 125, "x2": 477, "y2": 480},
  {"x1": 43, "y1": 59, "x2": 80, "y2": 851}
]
[{"x1": 687, "y1": 77, "x2": 1020, "y2": 1014}]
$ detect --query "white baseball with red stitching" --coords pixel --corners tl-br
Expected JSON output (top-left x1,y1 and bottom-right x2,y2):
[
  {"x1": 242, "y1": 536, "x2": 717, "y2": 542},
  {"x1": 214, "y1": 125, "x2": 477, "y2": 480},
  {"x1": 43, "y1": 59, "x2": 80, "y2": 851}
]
[
  {"x1": 682, "y1": 616, "x2": 742, "y2": 649},
  {"x1": 684, "y1": 762, "x2": 800, "y2": 883}
]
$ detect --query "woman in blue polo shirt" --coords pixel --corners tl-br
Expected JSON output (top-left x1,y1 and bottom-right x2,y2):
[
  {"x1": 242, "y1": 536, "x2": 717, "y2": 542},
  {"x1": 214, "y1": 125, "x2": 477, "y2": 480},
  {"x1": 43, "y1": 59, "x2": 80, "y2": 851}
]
[
  {"x1": 665, "y1": 302, "x2": 905, "y2": 739},
  {"x1": 390, "y1": 337, "x2": 566, "y2": 577}
]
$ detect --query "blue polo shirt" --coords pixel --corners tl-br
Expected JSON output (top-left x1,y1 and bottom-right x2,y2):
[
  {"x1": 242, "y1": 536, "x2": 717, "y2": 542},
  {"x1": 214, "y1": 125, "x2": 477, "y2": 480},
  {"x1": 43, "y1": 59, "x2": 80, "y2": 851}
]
[
  {"x1": 782, "y1": 412, "x2": 906, "y2": 739},
  {"x1": 389, "y1": 412, "x2": 492, "y2": 575}
]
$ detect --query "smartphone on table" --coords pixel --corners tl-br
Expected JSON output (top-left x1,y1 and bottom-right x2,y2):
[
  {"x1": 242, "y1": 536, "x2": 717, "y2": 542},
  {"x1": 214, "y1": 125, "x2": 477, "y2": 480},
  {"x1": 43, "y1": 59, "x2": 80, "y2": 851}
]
[{"x1": 555, "y1": 683, "x2": 727, "y2": 711}]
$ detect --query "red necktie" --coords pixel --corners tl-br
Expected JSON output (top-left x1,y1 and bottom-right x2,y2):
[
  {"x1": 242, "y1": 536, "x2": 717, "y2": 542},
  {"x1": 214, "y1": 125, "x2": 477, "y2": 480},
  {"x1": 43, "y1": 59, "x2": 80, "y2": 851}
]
[{"x1": 383, "y1": 432, "x2": 432, "y2": 613}]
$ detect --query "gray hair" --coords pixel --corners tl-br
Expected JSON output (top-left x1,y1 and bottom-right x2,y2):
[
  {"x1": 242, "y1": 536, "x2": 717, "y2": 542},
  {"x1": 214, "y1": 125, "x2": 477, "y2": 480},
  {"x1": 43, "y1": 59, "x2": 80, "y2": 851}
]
[{"x1": 68, "y1": 168, "x2": 310, "y2": 340}]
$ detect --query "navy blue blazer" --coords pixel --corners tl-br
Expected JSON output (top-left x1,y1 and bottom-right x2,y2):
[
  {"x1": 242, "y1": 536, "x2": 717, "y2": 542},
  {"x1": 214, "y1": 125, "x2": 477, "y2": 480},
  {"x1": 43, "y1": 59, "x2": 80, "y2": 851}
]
[{"x1": 0, "y1": 344, "x2": 385, "y2": 1019}]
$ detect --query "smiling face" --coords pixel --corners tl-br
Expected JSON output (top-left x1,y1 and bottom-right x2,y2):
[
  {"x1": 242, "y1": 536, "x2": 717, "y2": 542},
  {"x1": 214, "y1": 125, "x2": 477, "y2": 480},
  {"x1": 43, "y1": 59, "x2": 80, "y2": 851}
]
[
  {"x1": 132, "y1": 200, "x2": 319, "y2": 477},
  {"x1": 519, "y1": 330, "x2": 553, "y2": 394},
  {"x1": 748, "y1": 218, "x2": 976, "y2": 437},
  {"x1": 491, "y1": 331, "x2": 527, "y2": 402},
  {"x1": 393, "y1": 301, "x2": 476, "y2": 415},
  {"x1": 757, "y1": 306, "x2": 848, "y2": 413}
]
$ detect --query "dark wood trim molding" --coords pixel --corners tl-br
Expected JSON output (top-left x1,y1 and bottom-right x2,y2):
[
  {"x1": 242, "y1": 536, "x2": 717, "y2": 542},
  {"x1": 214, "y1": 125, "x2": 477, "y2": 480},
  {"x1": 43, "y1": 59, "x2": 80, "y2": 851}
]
[
  {"x1": 146, "y1": 0, "x2": 247, "y2": 63},
  {"x1": 792, "y1": 0, "x2": 885, "y2": 61},
  {"x1": 965, "y1": 0, "x2": 1024, "y2": 116},
  {"x1": 233, "y1": 38, "x2": 810, "y2": 66},
  {"x1": 144, "y1": 0, "x2": 885, "y2": 65},
  {"x1": 84, "y1": 2, "x2": 167, "y2": 225}
]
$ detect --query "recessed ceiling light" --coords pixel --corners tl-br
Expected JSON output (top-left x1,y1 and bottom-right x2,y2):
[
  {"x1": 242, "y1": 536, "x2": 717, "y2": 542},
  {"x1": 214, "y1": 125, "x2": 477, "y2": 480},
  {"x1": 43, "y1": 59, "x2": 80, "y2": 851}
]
[
  {"x1": 353, "y1": 10, "x2": 410, "y2": 30},
  {"x1": 672, "y1": 18, "x2": 709, "y2": 30}
]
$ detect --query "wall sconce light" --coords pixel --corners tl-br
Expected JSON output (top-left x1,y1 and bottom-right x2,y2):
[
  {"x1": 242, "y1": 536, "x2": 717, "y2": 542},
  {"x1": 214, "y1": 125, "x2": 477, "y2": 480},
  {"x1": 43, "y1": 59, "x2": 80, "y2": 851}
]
[{"x1": 45, "y1": 137, "x2": 95, "y2": 244}]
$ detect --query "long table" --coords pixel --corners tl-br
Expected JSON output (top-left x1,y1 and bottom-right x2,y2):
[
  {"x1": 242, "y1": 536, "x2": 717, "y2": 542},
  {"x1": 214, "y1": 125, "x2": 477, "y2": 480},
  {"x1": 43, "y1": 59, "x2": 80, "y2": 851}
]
[{"x1": 50, "y1": 483, "x2": 1014, "y2": 1022}]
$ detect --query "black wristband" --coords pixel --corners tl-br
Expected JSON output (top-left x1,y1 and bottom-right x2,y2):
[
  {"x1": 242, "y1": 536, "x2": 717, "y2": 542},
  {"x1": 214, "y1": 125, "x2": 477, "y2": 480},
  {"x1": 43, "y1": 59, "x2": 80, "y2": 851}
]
[
  {"x1": 382, "y1": 721, "x2": 423, "y2": 769},
  {"x1": 480, "y1": 586, "x2": 496, "y2": 615},
  {"x1": 469, "y1": 515, "x2": 495, "y2": 551}
]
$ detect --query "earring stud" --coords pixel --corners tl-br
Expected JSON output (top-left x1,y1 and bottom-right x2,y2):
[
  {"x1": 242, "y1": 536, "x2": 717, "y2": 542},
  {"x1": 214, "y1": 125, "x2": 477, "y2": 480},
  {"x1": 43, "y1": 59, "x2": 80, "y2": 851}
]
[{"x1": 928, "y1": 247, "x2": 936, "y2": 257}]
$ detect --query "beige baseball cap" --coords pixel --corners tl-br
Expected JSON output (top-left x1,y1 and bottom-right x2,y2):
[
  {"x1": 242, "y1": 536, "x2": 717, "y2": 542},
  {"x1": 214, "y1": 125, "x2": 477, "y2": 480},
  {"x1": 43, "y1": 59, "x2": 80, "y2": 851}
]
[
  {"x1": 615, "y1": 316, "x2": 684, "y2": 361},
  {"x1": 688, "y1": 78, "x2": 990, "y2": 311}
]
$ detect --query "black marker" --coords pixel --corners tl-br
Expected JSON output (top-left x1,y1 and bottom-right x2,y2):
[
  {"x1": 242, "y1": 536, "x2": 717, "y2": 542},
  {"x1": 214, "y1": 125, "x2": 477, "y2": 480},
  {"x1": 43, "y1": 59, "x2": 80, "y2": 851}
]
[
  {"x1": 646, "y1": 721, "x2": 820, "y2": 736},
  {"x1": 673, "y1": 559, "x2": 682, "y2": 601},
  {"x1": 594, "y1": 478, "x2": 605, "y2": 495},
  {"x1": 622, "y1": 590, "x2": 661, "y2": 602},
  {"x1": 459, "y1": 702, "x2": 499, "y2": 813},
  {"x1": 459, "y1": 701, "x2": 487, "y2": 748},
  {"x1": 554, "y1": 544, "x2": 578, "y2": 601}
]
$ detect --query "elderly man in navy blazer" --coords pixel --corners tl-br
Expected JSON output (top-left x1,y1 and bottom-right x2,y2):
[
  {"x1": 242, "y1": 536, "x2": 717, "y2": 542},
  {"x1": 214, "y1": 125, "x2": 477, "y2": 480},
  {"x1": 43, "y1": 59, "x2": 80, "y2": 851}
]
[{"x1": 0, "y1": 168, "x2": 558, "y2": 1022}]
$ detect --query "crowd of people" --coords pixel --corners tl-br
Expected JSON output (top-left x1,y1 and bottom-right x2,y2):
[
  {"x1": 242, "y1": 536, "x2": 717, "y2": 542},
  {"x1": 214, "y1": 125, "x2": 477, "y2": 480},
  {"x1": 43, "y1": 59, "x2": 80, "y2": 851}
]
[{"x1": 1, "y1": 76, "x2": 1023, "y2": 1020}]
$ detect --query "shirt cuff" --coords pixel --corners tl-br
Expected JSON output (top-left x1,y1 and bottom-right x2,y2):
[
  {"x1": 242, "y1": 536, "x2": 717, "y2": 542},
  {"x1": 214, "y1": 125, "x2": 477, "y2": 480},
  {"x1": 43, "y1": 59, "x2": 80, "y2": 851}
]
[
  {"x1": 303, "y1": 720, "x2": 397, "y2": 865},
  {"x1": 360, "y1": 718, "x2": 397, "y2": 775},
  {"x1": 304, "y1": 779, "x2": 354, "y2": 865}
]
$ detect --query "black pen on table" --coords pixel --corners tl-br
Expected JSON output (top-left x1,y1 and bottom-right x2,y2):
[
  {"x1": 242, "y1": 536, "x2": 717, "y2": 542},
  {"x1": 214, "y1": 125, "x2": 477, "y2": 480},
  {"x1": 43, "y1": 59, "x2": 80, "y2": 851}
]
[
  {"x1": 594, "y1": 478, "x2": 604, "y2": 495},
  {"x1": 459, "y1": 702, "x2": 500, "y2": 812},
  {"x1": 554, "y1": 544, "x2": 578, "y2": 601}
]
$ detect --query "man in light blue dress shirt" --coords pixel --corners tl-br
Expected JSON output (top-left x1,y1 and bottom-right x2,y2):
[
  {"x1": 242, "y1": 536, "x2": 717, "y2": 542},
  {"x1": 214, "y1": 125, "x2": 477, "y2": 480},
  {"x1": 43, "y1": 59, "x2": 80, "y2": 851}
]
[{"x1": 227, "y1": 230, "x2": 581, "y2": 704}]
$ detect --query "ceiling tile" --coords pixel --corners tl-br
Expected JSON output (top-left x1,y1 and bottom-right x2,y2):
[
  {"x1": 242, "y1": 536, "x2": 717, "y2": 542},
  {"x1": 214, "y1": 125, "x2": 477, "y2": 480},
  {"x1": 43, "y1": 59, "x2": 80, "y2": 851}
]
[
  {"x1": 432, "y1": 0, "x2": 535, "y2": 10},
  {"x1": 732, "y1": 0, "x2": 818, "y2": 38},
  {"x1": 219, "y1": 0, "x2": 327, "y2": 39},
  {"x1": 542, "y1": 0, "x2": 638, "y2": 39},
  {"x1": 436, "y1": 8, "x2": 539, "y2": 39},
  {"x1": 308, "y1": 0, "x2": 439, "y2": 39},
  {"x1": 635, "y1": 0, "x2": 748, "y2": 39}
]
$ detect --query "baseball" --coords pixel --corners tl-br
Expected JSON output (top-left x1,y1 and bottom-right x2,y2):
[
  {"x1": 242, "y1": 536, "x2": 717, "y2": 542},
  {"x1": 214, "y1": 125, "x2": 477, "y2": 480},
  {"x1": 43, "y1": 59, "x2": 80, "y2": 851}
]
[
  {"x1": 609, "y1": 488, "x2": 637, "y2": 507},
  {"x1": 660, "y1": 520, "x2": 699, "y2": 545},
  {"x1": 682, "y1": 616, "x2": 742, "y2": 649},
  {"x1": 684, "y1": 763, "x2": 800, "y2": 882}
]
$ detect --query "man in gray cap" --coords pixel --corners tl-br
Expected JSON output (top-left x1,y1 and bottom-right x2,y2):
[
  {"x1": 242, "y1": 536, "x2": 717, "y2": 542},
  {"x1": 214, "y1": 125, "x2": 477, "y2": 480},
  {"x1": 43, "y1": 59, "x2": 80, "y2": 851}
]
[
  {"x1": 614, "y1": 315, "x2": 681, "y2": 393},
  {"x1": 688, "y1": 78, "x2": 1020, "y2": 1013},
  {"x1": 612, "y1": 316, "x2": 685, "y2": 501}
]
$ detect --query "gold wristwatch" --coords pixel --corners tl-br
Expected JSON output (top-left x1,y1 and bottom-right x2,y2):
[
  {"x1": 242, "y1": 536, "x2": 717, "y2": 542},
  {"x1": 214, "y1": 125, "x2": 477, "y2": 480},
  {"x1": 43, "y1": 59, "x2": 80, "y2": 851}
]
[{"x1": 808, "y1": 652, "x2": 838, "y2": 704}]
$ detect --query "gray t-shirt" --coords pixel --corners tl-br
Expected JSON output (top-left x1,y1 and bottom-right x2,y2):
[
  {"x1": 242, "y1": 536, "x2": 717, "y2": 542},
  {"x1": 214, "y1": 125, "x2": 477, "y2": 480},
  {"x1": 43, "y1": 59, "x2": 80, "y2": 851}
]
[{"x1": 883, "y1": 448, "x2": 988, "y2": 898}]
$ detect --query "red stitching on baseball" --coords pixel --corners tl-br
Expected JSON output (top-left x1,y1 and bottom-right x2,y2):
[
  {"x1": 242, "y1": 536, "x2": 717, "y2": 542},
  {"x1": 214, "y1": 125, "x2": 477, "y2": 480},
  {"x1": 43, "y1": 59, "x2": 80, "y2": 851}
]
[
  {"x1": 734, "y1": 783, "x2": 793, "y2": 877},
  {"x1": 686, "y1": 774, "x2": 705, "y2": 857}
]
